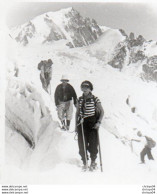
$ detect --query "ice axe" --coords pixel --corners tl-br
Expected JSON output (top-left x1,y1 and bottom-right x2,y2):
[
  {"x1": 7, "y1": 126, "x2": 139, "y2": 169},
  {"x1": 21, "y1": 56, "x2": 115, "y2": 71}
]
[
  {"x1": 81, "y1": 122, "x2": 88, "y2": 168},
  {"x1": 97, "y1": 129, "x2": 103, "y2": 172}
]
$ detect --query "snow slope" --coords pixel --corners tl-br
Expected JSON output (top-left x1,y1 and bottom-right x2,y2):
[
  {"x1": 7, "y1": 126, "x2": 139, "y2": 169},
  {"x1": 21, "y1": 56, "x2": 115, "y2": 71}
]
[
  {"x1": 83, "y1": 28, "x2": 125, "y2": 62},
  {"x1": 4, "y1": 22, "x2": 157, "y2": 184},
  {"x1": 3, "y1": 128, "x2": 157, "y2": 184}
]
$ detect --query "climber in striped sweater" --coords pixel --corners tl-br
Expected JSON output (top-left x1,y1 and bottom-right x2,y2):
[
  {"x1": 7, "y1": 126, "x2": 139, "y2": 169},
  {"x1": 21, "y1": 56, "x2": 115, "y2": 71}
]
[{"x1": 75, "y1": 80, "x2": 104, "y2": 170}]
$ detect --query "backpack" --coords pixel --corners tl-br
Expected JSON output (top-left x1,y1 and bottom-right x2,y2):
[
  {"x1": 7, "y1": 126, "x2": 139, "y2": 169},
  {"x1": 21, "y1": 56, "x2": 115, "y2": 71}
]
[
  {"x1": 145, "y1": 136, "x2": 156, "y2": 148},
  {"x1": 93, "y1": 96, "x2": 101, "y2": 121},
  {"x1": 38, "y1": 60, "x2": 50, "y2": 71},
  {"x1": 38, "y1": 61, "x2": 44, "y2": 70}
]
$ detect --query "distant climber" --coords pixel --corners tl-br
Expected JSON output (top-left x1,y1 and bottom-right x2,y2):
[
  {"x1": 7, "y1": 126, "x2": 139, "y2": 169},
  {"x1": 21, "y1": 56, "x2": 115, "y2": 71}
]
[
  {"x1": 54, "y1": 75, "x2": 77, "y2": 131},
  {"x1": 131, "y1": 131, "x2": 156, "y2": 164},
  {"x1": 38, "y1": 59, "x2": 53, "y2": 94}
]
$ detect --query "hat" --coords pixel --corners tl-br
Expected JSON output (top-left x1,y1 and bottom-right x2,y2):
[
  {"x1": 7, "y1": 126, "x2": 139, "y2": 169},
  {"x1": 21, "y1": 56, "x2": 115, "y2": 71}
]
[
  {"x1": 61, "y1": 74, "x2": 69, "y2": 82},
  {"x1": 81, "y1": 80, "x2": 93, "y2": 91}
]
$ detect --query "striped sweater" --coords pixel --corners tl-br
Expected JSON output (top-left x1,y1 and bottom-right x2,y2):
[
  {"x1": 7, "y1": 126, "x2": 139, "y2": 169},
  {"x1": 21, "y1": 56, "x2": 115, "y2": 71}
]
[{"x1": 78, "y1": 94, "x2": 101, "y2": 118}]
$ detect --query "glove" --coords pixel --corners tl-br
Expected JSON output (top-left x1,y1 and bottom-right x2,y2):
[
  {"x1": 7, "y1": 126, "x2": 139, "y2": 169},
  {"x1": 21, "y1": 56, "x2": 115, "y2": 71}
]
[
  {"x1": 80, "y1": 118, "x2": 84, "y2": 124},
  {"x1": 93, "y1": 122, "x2": 101, "y2": 130}
]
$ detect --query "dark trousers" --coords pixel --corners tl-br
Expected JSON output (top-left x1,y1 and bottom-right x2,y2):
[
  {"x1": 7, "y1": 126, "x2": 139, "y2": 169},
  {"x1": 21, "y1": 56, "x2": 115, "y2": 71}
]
[
  {"x1": 40, "y1": 74, "x2": 51, "y2": 92},
  {"x1": 78, "y1": 116, "x2": 98, "y2": 164},
  {"x1": 140, "y1": 146, "x2": 154, "y2": 163}
]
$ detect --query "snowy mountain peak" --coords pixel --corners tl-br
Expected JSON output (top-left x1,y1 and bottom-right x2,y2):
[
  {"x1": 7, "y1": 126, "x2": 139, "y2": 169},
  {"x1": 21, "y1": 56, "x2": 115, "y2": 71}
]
[
  {"x1": 11, "y1": 7, "x2": 103, "y2": 47},
  {"x1": 43, "y1": 7, "x2": 78, "y2": 20},
  {"x1": 55, "y1": 6, "x2": 75, "y2": 14},
  {"x1": 10, "y1": 7, "x2": 157, "y2": 82}
]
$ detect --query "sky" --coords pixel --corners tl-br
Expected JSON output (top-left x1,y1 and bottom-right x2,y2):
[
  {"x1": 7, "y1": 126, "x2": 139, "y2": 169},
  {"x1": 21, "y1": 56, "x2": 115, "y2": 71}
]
[{"x1": 6, "y1": 2, "x2": 157, "y2": 41}]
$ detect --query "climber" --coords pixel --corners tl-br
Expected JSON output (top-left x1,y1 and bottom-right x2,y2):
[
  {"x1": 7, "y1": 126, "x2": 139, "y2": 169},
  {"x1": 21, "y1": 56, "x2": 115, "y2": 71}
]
[{"x1": 54, "y1": 75, "x2": 77, "y2": 130}]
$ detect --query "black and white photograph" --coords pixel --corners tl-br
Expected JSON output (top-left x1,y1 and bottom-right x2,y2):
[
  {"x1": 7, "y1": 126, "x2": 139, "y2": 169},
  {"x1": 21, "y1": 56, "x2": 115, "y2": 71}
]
[{"x1": 1, "y1": 0, "x2": 157, "y2": 189}]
